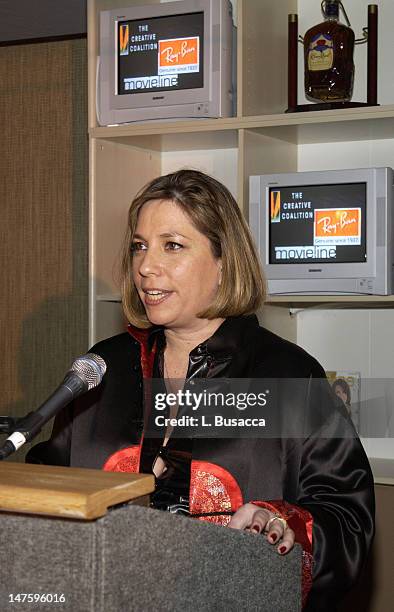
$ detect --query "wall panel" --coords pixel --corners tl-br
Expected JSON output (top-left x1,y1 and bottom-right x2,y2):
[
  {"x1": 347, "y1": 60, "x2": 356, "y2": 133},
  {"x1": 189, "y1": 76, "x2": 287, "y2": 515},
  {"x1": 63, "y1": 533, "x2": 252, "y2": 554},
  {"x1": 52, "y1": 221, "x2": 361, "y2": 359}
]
[{"x1": 0, "y1": 38, "x2": 88, "y2": 460}]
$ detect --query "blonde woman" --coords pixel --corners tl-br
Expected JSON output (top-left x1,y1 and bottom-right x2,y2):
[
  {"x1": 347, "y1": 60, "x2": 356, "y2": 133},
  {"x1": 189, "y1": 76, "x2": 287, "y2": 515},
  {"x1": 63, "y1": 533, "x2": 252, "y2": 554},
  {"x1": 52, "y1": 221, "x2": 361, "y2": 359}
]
[{"x1": 28, "y1": 169, "x2": 374, "y2": 611}]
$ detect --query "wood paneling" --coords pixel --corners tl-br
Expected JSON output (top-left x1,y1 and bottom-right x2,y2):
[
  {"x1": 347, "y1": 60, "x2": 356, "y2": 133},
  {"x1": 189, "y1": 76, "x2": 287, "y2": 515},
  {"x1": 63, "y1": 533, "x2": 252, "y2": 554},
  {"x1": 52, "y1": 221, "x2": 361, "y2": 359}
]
[{"x1": 0, "y1": 39, "x2": 88, "y2": 460}]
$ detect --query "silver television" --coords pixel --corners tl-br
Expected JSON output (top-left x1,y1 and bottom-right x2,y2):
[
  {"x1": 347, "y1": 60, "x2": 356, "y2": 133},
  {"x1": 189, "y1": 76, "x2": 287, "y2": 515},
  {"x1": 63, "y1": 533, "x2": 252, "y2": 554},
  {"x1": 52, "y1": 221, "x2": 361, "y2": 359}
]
[
  {"x1": 98, "y1": 0, "x2": 234, "y2": 125},
  {"x1": 249, "y1": 167, "x2": 394, "y2": 296}
]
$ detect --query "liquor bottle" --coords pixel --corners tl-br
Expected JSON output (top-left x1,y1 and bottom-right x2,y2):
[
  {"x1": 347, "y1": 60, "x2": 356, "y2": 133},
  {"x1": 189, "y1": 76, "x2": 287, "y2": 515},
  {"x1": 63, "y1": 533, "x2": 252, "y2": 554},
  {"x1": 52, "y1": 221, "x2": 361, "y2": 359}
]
[{"x1": 304, "y1": 0, "x2": 355, "y2": 103}]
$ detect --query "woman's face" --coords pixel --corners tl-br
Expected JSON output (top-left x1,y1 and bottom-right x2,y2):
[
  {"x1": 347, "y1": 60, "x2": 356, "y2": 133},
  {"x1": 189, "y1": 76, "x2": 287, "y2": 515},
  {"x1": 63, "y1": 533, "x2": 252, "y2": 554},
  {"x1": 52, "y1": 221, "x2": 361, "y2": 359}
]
[{"x1": 132, "y1": 198, "x2": 222, "y2": 332}]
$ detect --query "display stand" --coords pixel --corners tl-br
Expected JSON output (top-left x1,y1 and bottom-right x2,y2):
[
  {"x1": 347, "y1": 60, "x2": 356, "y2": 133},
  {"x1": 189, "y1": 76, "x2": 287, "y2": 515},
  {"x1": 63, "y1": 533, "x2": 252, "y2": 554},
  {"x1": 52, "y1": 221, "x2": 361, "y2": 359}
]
[{"x1": 0, "y1": 463, "x2": 301, "y2": 612}]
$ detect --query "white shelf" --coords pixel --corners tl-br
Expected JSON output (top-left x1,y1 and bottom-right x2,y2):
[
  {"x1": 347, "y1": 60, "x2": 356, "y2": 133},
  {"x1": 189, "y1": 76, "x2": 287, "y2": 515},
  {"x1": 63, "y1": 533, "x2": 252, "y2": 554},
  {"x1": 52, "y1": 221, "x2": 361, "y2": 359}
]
[
  {"x1": 96, "y1": 293, "x2": 394, "y2": 308},
  {"x1": 89, "y1": 105, "x2": 394, "y2": 147},
  {"x1": 266, "y1": 295, "x2": 394, "y2": 307}
]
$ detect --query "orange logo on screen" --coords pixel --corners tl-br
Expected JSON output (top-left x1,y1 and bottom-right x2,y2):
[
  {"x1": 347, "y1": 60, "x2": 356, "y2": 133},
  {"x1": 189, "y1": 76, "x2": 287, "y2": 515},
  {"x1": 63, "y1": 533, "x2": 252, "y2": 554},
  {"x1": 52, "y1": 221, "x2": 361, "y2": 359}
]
[
  {"x1": 119, "y1": 24, "x2": 129, "y2": 54},
  {"x1": 270, "y1": 191, "x2": 281, "y2": 223},
  {"x1": 159, "y1": 37, "x2": 199, "y2": 67},
  {"x1": 315, "y1": 208, "x2": 360, "y2": 237}
]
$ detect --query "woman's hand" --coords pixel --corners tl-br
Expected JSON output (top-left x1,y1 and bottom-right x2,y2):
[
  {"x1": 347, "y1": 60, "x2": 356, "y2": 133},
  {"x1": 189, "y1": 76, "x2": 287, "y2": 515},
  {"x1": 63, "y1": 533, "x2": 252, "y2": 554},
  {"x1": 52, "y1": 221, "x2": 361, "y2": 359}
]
[{"x1": 227, "y1": 503, "x2": 295, "y2": 554}]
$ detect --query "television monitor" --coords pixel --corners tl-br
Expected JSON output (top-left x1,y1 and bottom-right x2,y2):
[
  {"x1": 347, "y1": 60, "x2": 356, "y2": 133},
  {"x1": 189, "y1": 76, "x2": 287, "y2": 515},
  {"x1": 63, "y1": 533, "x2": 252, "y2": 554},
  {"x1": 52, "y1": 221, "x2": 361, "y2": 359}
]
[
  {"x1": 98, "y1": 0, "x2": 234, "y2": 125},
  {"x1": 249, "y1": 167, "x2": 394, "y2": 296}
]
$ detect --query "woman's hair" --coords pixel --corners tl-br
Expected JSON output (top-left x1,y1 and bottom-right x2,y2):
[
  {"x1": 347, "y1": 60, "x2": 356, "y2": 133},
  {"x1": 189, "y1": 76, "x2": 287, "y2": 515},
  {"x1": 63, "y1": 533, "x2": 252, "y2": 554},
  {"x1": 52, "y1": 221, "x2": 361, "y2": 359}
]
[
  {"x1": 121, "y1": 168, "x2": 266, "y2": 327},
  {"x1": 333, "y1": 379, "x2": 351, "y2": 405}
]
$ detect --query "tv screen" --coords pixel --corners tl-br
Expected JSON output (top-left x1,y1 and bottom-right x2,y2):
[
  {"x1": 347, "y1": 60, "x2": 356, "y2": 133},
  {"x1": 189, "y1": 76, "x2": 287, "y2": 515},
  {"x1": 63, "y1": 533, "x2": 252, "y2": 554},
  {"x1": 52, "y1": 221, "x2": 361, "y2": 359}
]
[
  {"x1": 99, "y1": 0, "x2": 233, "y2": 124},
  {"x1": 117, "y1": 12, "x2": 204, "y2": 96},
  {"x1": 269, "y1": 183, "x2": 367, "y2": 265}
]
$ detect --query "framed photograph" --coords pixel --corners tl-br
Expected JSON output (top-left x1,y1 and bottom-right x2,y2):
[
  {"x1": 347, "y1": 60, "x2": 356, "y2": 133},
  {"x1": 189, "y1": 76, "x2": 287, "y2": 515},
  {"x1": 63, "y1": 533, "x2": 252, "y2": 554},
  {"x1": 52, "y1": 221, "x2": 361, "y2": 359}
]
[{"x1": 326, "y1": 371, "x2": 361, "y2": 432}]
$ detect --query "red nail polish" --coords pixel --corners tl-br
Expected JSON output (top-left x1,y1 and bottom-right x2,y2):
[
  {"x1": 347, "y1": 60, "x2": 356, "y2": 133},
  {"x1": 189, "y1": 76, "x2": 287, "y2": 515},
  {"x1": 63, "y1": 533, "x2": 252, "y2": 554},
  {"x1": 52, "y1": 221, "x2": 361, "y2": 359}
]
[
  {"x1": 271, "y1": 534, "x2": 278, "y2": 542},
  {"x1": 279, "y1": 546, "x2": 287, "y2": 554}
]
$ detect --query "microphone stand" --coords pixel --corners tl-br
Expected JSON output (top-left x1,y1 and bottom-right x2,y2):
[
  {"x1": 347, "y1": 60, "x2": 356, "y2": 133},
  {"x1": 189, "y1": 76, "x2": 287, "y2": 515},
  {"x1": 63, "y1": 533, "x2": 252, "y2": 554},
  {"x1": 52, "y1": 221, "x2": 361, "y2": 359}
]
[
  {"x1": 0, "y1": 413, "x2": 47, "y2": 460},
  {"x1": 0, "y1": 416, "x2": 18, "y2": 434}
]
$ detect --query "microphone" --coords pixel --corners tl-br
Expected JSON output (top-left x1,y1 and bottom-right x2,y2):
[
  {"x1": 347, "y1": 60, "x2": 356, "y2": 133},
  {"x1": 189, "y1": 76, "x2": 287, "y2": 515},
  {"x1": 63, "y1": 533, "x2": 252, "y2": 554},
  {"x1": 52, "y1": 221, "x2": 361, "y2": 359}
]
[{"x1": 0, "y1": 353, "x2": 106, "y2": 460}]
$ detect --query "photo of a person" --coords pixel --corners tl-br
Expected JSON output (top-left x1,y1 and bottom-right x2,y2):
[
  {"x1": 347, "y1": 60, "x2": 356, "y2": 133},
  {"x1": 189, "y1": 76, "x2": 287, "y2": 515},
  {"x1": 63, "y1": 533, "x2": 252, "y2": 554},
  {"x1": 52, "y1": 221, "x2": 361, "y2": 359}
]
[
  {"x1": 332, "y1": 378, "x2": 352, "y2": 411},
  {"x1": 331, "y1": 376, "x2": 361, "y2": 433}
]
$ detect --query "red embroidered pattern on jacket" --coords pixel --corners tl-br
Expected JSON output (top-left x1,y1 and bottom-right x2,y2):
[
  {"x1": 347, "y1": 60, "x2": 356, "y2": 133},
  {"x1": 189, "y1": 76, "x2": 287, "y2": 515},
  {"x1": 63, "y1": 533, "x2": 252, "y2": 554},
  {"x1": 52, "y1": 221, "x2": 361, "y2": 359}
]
[
  {"x1": 103, "y1": 445, "x2": 141, "y2": 473},
  {"x1": 302, "y1": 550, "x2": 313, "y2": 608},
  {"x1": 250, "y1": 499, "x2": 313, "y2": 607},
  {"x1": 190, "y1": 460, "x2": 244, "y2": 526}
]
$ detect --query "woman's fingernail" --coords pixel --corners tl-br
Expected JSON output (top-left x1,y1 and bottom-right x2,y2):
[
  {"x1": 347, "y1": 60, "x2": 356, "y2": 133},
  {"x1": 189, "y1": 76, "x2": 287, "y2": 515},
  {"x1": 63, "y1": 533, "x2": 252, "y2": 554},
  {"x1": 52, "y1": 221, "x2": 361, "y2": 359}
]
[
  {"x1": 270, "y1": 533, "x2": 278, "y2": 542},
  {"x1": 279, "y1": 546, "x2": 287, "y2": 554}
]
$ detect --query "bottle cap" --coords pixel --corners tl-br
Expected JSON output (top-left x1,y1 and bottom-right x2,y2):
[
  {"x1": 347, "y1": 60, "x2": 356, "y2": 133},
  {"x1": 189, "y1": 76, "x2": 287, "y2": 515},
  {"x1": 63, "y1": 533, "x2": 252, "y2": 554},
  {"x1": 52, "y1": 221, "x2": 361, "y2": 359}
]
[{"x1": 324, "y1": 0, "x2": 340, "y2": 17}]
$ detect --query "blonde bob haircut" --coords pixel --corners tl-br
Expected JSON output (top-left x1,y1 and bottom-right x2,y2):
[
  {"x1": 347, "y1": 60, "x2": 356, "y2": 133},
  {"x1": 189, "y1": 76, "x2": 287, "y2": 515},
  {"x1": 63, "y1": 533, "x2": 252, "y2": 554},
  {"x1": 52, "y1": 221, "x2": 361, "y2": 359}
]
[{"x1": 121, "y1": 169, "x2": 266, "y2": 328}]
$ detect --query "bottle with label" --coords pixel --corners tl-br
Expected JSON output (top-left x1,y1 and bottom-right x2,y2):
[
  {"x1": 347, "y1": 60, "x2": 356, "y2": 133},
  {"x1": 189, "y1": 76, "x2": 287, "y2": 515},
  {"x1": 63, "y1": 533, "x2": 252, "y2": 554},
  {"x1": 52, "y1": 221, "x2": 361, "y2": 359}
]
[{"x1": 304, "y1": 0, "x2": 355, "y2": 103}]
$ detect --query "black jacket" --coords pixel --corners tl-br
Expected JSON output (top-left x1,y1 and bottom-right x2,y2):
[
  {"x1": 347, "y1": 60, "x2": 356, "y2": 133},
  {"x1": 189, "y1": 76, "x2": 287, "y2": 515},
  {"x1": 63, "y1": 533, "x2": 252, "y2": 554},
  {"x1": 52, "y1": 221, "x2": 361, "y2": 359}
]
[{"x1": 27, "y1": 315, "x2": 375, "y2": 611}]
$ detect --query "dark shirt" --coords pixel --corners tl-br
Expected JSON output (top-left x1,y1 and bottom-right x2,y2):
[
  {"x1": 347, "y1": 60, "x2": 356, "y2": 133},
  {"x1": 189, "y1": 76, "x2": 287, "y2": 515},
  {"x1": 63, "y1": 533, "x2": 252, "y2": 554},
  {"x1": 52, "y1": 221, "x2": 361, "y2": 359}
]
[{"x1": 141, "y1": 348, "x2": 192, "y2": 515}]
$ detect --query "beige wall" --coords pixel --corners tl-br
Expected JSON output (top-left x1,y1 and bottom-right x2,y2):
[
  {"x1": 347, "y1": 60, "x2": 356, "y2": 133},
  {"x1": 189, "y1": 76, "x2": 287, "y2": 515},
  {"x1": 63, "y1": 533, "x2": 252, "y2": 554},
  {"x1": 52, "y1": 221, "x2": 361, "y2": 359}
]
[{"x1": 0, "y1": 38, "x2": 88, "y2": 460}]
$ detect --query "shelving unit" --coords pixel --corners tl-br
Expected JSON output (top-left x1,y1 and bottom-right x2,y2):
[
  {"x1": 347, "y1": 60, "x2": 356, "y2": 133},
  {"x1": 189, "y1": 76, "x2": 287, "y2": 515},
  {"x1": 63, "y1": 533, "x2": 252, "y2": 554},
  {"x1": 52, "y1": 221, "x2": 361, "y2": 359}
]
[
  {"x1": 84, "y1": 8, "x2": 394, "y2": 607},
  {"x1": 88, "y1": 0, "x2": 394, "y2": 459},
  {"x1": 89, "y1": 0, "x2": 293, "y2": 341}
]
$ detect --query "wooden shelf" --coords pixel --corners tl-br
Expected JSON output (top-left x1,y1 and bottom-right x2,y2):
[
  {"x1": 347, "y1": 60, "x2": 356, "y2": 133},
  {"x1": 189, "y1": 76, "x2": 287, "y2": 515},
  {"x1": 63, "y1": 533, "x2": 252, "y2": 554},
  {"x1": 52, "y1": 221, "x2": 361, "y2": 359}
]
[
  {"x1": 90, "y1": 116, "x2": 240, "y2": 139},
  {"x1": 89, "y1": 105, "x2": 394, "y2": 147},
  {"x1": 266, "y1": 295, "x2": 394, "y2": 308},
  {"x1": 96, "y1": 293, "x2": 394, "y2": 309}
]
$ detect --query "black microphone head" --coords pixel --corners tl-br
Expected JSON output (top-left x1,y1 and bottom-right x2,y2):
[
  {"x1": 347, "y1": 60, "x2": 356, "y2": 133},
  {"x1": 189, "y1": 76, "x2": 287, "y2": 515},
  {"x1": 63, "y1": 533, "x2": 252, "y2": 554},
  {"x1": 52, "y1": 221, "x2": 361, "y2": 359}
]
[{"x1": 70, "y1": 353, "x2": 107, "y2": 390}]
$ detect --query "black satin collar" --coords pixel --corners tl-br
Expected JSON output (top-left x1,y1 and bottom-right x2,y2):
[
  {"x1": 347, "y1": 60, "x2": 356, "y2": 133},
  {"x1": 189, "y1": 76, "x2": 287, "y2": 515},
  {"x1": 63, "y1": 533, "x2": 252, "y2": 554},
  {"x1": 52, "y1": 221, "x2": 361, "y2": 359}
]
[
  {"x1": 202, "y1": 315, "x2": 259, "y2": 358},
  {"x1": 144, "y1": 314, "x2": 259, "y2": 358}
]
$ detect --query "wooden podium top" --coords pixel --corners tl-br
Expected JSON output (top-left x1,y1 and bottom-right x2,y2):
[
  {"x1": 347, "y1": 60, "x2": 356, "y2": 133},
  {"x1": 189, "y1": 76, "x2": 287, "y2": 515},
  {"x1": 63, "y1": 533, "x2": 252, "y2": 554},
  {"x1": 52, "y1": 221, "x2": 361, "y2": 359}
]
[{"x1": 0, "y1": 462, "x2": 155, "y2": 520}]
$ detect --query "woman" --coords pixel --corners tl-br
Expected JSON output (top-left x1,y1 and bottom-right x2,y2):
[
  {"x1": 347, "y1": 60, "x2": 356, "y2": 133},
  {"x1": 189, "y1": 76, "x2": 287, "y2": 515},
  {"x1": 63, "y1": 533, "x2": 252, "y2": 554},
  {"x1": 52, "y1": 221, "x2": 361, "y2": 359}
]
[{"x1": 27, "y1": 169, "x2": 374, "y2": 611}]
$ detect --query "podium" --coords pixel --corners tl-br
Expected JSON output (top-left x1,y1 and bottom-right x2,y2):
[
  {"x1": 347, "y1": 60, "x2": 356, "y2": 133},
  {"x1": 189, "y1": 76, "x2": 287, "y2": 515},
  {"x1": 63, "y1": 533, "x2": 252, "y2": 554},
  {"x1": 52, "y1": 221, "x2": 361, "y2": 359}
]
[{"x1": 0, "y1": 463, "x2": 301, "y2": 611}]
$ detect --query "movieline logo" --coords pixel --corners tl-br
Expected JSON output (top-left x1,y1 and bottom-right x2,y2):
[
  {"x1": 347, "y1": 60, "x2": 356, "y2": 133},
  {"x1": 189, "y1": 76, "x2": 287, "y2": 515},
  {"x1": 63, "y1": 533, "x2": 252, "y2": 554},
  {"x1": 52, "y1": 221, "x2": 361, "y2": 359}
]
[
  {"x1": 270, "y1": 190, "x2": 281, "y2": 223},
  {"x1": 274, "y1": 245, "x2": 337, "y2": 260}
]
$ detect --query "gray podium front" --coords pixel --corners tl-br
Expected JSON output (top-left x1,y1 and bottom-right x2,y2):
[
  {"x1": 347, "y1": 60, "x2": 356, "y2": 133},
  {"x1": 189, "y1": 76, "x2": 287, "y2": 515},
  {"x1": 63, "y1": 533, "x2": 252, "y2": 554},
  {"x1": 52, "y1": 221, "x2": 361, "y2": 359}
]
[{"x1": 0, "y1": 464, "x2": 301, "y2": 612}]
